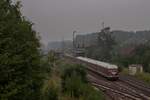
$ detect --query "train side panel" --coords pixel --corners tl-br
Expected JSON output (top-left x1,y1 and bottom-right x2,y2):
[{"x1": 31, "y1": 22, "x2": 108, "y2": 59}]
[
  {"x1": 64, "y1": 55, "x2": 119, "y2": 80},
  {"x1": 75, "y1": 57, "x2": 119, "y2": 80},
  {"x1": 86, "y1": 62, "x2": 119, "y2": 80}
]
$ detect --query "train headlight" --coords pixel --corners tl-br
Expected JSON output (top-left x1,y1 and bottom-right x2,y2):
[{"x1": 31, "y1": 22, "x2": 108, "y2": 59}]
[{"x1": 111, "y1": 71, "x2": 117, "y2": 75}]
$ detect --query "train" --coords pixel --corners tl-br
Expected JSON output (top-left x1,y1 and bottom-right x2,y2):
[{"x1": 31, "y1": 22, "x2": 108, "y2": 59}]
[{"x1": 64, "y1": 54, "x2": 119, "y2": 80}]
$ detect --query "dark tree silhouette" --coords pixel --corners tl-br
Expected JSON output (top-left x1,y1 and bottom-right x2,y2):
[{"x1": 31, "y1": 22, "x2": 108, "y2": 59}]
[{"x1": 0, "y1": 0, "x2": 44, "y2": 100}]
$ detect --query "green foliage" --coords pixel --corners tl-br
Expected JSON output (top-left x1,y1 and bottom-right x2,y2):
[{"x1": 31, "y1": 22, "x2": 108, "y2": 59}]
[
  {"x1": 42, "y1": 86, "x2": 58, "y2": 100},
  {"x1": 0, "y1": 0, "x2": 105, "y2": 100},
  {"x1": 61, "y1": 64, "x2": 104, "y2": 100},
  {"x1": 122, "y1": 68, "x2": 150, "y2": 84},
  {"x1": 135, "y1": 72, "x2": 150, "y2": 84},
  {"x1": 113, "y1": 56, "x2": 134, "y2": 67},
  {"x1": 114, "y1": 43, "x2": 150, "y2": 73},
  {"x1": 61, "y1": 64, "x2": 87, "y2": 84},
  {"x1": 40, "y1": 56, "x2": 51, "y2": 76},
  {"x1": 81, "y1": 85, "x2": 104, "y2": 100},
  {"x1": 63, "y1": 74, "x2": 84, "y2": 97},
  {"x1": 133, "y1": 44, "x2": 150, "y2": 72},
  {"x1": 46, "y1": 87, "x2": 58, "y2": 100},
  {"x1": 47, "y1": 51, "x2": 59, "y2": 67},
  {"x1": 85, "y1": 27, "x2": 116, "y2": 62},
  {"x1": 0, "y1": 0, "x2": 46, "y2": 100},
  {"x1": 97, "y1": 28, "x2": 116, "y2": 62},
  {"x1": 41, "y1": 76, "x2": 60, "y2": 100}
]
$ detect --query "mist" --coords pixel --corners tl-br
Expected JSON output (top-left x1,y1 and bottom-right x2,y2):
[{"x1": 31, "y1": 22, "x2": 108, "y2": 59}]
[{"x1": 20, "y1": 0, "x2": 150, "y2": 44}]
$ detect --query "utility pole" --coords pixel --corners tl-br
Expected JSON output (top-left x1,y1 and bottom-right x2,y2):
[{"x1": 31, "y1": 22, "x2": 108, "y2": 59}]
[
  {"x1": 73, "y1": 30, "x2": 77, "y2": 56},
  {"x1": 61, "y1": 36, "x2": 65, "y2": 54},
  {"x1": 102, "y1": 22, "x2": 105, "y2": 29},
  {"x1": 73, "y1": 30, "x2": 77, "y2": 50}
]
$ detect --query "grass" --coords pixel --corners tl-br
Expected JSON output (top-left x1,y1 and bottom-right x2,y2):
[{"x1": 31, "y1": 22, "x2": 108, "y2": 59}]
[
  {"x1": 121, "y1": 68, "x2": 150, "y2": 84},
  {"x1": 121, "y1": 67, "x2": 129, "y2": 75},
  {"x1": 135, "y1": 72, "x2": 150, "y2": 84},
  {"x1": 41, "y1": 59, "x2": 105, "y2": 100}
]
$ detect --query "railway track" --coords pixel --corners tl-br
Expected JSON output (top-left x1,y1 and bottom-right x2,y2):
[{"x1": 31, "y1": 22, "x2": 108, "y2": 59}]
[
  {"x1": 119, "y1": 75, "x2": 150, "y2": 95},
  {"x1": 87, "y1": 70, "x2": 150, "y2": 100},
  {"x1": 88, "y1": 74, "x2": 141, "y2": 100},
  {"x1": 63, "y1": 56, "x2": 150, "y2": 100}
]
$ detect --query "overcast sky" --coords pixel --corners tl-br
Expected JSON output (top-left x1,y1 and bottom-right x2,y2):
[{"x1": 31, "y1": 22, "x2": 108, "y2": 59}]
[{"x1": 20, "y1": 0, "x2": 150, "y2": 44}]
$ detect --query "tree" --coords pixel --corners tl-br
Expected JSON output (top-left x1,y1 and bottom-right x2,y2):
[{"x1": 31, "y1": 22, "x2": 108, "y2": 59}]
[
  {"x1": 115, "y1": 42, "x2": 150, "y2": 73},
  {"x1": 0, "y1": 0, "x2": 44, "y2": 99},
  {"x1": 47, "y1": 51, "x2": 58, "y2": 67},
  {"x1": 97, "y1": 27, "x2": 116, "y2": 61},
  {"x1": 133, "y1": 43, "x2": 150, "y2": 72}
]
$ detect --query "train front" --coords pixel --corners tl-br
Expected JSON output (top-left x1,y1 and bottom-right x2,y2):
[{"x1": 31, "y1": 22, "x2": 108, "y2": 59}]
[{"x1": 107, "y1": 65, "x2": 119, "y2": 80}]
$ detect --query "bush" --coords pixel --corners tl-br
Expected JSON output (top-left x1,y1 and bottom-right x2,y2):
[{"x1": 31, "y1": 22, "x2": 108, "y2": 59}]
[
  {"x1": 61, "y1": 64, "x2": 86, "y2": 97},
  {"x1": 41, "y1": 75, "x2": 61, "y2": 100},
  {"x1": 135, "y1": 72, "x2": 150, "y2": 84},
  {"x1": 42, "y1": 86, "x2": 58, "y2": 100},
  {"x1": 61, "y1": 63, "x2": 105, "y2": 100},
  {"x1": 82, "y1": 85, "x2": 105, "y2": 100}
]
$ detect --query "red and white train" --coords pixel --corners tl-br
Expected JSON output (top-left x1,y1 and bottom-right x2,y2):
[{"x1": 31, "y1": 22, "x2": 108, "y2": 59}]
[
  {"x1": 64, "y1": 55, "x2": 119, "y2": 80},
  {"x1": 76, "y1": 57, "x2": 119, "y2": 80}
]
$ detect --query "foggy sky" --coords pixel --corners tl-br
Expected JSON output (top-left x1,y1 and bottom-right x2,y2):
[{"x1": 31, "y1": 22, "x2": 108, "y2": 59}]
[{"x1": 20, "y1": 0, "x2": 150, "y2": 44}]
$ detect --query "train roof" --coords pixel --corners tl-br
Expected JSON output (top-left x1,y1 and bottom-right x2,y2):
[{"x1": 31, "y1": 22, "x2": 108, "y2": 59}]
[{"x1": 76, "y1": 57, "x2": 118, "y2": 69}]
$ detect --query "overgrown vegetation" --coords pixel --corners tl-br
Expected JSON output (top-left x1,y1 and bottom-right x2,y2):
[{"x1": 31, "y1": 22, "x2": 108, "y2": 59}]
[
  {"x1": 61, "y1": 64, "x2": 104, "y2": 100},
  {"x1": 114, "y1": 42, "x2": 150, "y2": 73},
  {"x1": 135, "y1": 72, "x2": 150, "y2": 84},
  {"x1": 85, "y1": 27, "x2": 116, "y2": 62},
  {"x1": 0, "y1": 0, "x2": 50, "y2": 99},
  {"x1": 42, "y1": 53, "x2": 105, "y2": 100},
  {"x1": 122, "y1": 68, "x2": 150, "y2": 84},
  {"x1": 0, "y1": 1, "x2": 104, "y2": 99}
]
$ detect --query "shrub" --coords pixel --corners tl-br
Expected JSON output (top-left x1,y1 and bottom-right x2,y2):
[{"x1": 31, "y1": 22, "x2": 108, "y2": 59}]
[
  {"x1": 61, "y1": 63, "x2": 105, "y2": 100},
  {"x1": 135, "y1": 72, "x2": 150, "y2": 84},
  {"x1": 41, "y1": 75, "x2": 61, "y2": 100}
]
